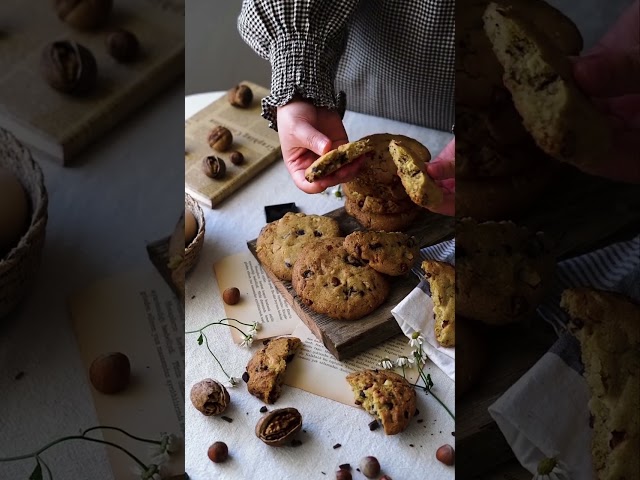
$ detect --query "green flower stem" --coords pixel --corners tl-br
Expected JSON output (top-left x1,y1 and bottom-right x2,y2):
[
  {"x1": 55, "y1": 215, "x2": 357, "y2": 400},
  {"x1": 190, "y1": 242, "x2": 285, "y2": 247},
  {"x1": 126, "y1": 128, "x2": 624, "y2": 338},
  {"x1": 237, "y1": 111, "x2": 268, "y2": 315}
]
[
  {"x1": 412, "y1": 347, "x2": 456, "y2": 421},
  {"x1": 185, "y1": 318, "x2": 253, "y2": 337},
  {"x1": 202, "y1": 332, "x2": 232, "y2": 380},
  {"x1": 37, "y1": 456, "x2": 53, "y2": 480},
  {"x1": 82, "y1": 426, "x2": 161, "y2": 445},
  {"x1": 0, "y1": 436, "x2": 148, "y2": 470}
]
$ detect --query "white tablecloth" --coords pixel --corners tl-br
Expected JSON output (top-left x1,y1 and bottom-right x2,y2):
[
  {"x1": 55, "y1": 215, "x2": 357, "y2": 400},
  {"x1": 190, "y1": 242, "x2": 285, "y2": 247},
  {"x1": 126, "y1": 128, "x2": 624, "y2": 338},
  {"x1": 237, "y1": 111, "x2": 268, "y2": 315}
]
[
  {"x1": 184, "y1": 93, "x2": 455, "y2": 480},
  {"x1": 0, "y1": 84, "x2": 184, "y2": 479}
]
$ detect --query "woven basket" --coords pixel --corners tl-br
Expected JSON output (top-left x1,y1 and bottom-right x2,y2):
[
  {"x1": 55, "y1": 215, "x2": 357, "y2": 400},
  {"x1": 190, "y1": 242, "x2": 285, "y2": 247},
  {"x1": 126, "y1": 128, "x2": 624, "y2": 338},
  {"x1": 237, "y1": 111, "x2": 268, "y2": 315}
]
[
  {"x1": 184, "y1": 193, "x2": 205, "y2": 273},
  {"x1": 0, "y1": 129, "x2": 48, "y2": 319}
]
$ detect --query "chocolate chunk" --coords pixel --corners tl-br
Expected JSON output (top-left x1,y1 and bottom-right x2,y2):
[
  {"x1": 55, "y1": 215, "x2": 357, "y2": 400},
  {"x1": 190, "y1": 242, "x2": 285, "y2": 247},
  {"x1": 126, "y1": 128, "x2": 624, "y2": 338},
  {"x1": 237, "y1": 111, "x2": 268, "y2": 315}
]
[
  {"x1": 368, "y1": 420, "x2": 379, "y2": 431},
  {"x1": 242, "y1": 371, "x2": 250, "y2": 382},
  {"x1": 260, "y1": 406, "x2": 268, "y2": 413},
  {"x1": 220, "y1": 416, "x2": 233, "y2": 423},
  {"x1": 332, "y1": 443, "x2": 341, "y2": 449}
]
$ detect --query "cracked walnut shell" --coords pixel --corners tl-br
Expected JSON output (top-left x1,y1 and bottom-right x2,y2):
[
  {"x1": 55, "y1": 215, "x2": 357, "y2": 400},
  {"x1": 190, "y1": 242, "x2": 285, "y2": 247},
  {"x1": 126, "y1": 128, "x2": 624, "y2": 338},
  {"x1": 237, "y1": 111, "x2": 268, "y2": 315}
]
[
  {"x1": 190, "y1": 379, "x2": 230, "y2": 416},
  {"x1": 255, "y1": 407, "x2": 302, "y2": 446}
]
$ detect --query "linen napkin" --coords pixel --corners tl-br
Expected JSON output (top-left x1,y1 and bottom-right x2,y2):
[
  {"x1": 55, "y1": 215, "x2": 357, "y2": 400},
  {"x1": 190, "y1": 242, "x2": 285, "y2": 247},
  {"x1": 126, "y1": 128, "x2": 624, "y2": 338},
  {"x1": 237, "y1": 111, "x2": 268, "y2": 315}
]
[
  {"x1": 391, "y1": 239, "x2": 456, "y2": 380},
  {"x1": 488, "y1": 234, "x2": 640, "y2": 477}
]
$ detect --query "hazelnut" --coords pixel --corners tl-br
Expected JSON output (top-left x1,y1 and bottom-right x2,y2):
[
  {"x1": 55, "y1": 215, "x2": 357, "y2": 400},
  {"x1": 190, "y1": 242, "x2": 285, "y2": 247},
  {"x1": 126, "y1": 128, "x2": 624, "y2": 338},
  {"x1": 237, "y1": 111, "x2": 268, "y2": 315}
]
[
  {"x1": 201, "y1": 156, "x2": 226, "y2": 179},
  {"x1": 336, "y1": 470, "x2": 352, "y2": 480},
  {"x1": 436, "y1": 444, "x2": 455, "y2": 466},
  {"x1": 229, "y1": 151, "x2": 245, "y2": 166},
  {"x1": 359, "y1": 456, "x2": 380, "y2": 478},
  {"x1": 228, "y1": 84, "x2": 253, "y2": 108},
  {"x1": 89, "y1": 352, "x2": 130, "y2": 394},
  {"x1": 208, "y1": 126, "x2": 233, "y2": 152},
  {"x1": 207, "y1": 441, "x2": 228, "y2": 463},
  {"x1": 190, "y1": 379, "x2": 230, "y2": 416},
  {"x1": 223, "y1": 287, "x2": 240, "y2": 305},
  {"x1": 40, "y1": 41, "x2": 97, "y2": 94},
  {"x1": 106, "y1": 29, "x2": 139, "y2": 62},
  {"x1": 54, "y1": 0, "x2": 113, "y2": 30}
]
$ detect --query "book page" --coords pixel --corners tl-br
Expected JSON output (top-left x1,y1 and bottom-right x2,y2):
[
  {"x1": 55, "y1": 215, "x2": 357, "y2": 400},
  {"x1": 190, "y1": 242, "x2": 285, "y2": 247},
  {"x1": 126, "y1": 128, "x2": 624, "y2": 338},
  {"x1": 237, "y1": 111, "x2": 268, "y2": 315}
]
[
  {"x1": 69, "y1": 269, "x2": 184, "y2": 478},
  {"x1": 284, "y1": 322, "x2": 420, "y2": 406},
  {"x1": 213, "y1": 252, "x2": 301, "y2": 342}
]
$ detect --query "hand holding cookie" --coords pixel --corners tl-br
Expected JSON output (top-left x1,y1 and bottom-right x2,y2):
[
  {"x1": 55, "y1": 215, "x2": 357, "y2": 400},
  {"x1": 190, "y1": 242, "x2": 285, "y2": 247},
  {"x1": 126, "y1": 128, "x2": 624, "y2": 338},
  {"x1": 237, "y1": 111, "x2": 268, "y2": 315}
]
[
  {"x1": 276, "y1": 99, "x2": 365, "y2": 193},
  {"x1": 425, "y1": 139, "x2": 455, "y2": 217}
]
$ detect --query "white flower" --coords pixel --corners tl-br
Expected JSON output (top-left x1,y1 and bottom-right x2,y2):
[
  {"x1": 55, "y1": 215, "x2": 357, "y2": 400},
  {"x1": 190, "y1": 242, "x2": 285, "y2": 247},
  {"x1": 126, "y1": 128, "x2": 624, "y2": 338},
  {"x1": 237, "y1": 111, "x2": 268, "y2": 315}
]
[
  {"x1": 225, "y1": 376, "x2": 240, "y2": 388},
  {"x1": 240, "y1": 335, "x2": 254, "y2": 348},
  {"x1": 395, "y1": 356, "x2": 414, "y2": 368},
  {"x1": 379, "y1": 358, "x2": 394, "y2": 370},
  {"x1": 248, "y1": 322, "x2": 260, "y2": 336},
  {"x1": 137, "y1": 464, "x2": 161, "y2": 480},
  {"x1": 408, "y1": 332, "x2": 424, "y2": 348}
]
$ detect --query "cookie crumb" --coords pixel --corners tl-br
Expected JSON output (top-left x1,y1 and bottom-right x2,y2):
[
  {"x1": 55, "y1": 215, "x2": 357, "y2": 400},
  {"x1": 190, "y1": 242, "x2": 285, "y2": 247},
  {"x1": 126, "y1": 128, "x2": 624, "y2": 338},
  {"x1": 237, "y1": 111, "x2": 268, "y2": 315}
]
[
  {"x1": 333, "y1": 443, "x2": 341, "y2": 449},
  {"x1": 260, "y1": 406, "x2": 268, "y2": 413},
  {"x1": 220, "y1": 416, "x2": 233, "y2": 423},
  {"x1": 14, "y1": 371, "x2": 24, "y2": 380}
]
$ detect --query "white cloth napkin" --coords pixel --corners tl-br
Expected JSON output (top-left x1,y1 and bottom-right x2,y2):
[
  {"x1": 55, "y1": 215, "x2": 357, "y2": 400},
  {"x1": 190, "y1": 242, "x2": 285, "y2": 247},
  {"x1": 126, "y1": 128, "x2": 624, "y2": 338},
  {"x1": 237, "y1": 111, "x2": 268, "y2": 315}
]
[
  {"x1": 488, "y1": 235, "x2": 640, "y2": 477},
  {"x1": 391, "y1": 239, "x2": 455, "y2": 381}
]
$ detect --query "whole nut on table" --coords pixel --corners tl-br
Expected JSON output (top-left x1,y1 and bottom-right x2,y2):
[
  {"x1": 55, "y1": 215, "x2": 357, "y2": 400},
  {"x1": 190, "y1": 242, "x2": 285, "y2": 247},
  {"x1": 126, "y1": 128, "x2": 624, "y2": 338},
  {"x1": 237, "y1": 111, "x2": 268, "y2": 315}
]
[
  {"x1": 201, "y1": 156, "x2": 226, "y2": 179},
  {"x1": 106, "y1": 29, "x2": 140, "y2": 62},
  {"x1": 208, "y1": 126, "x2": 233, "y2": 152},
  {"x1": 190, "y1": 379, "x2": 230, "y2": 416},
  {"x1": 255, "y1": 407, "x2": 302, "y2": 446},
  {"x1": 89, "y1": 352, "x2": 130, "y2": 394},
  {"x1": 228, "y1": 84, "x2": 253, "y2": 108},
  {"x1": 40, "y1": 41, "x2": 97, "y2": 94},
  {"x1": 54, "y1": 0, "x2": 113, "y2": 30}
]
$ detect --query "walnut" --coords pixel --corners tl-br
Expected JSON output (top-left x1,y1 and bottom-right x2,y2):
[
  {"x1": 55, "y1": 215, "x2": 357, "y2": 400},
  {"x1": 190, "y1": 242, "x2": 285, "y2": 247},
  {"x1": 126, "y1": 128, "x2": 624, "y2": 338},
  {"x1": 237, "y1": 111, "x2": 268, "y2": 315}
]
[
  {"x1": 227, "y1": 84, "x2": 253, "y2": 108},
  {"x1": 255, "y1": 407, "x2": 302, "y2": 446},
  {"x1": 201, "y1": 156, "x2": 226, "y2": 179},
  {"x1": 207, "y1": 126, "x2": 233, "y2": 152},
  {"x1": 40, "y1": 41, "x2": 97, "y2": 94},
  {"x1": 190, "y1": 379, "x2": 230, "y2": 416}
]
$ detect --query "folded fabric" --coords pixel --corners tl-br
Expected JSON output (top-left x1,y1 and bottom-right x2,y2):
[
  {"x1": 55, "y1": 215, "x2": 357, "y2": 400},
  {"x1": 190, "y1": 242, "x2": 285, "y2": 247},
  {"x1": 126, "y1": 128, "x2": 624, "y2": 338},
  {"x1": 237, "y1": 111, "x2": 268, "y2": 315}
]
[
  {"x1": 489, "y1": 234, "x2": 640, "y2": 477},
  {"x1": 392, "y1": 239, "x2": 455, "y2": 381}
]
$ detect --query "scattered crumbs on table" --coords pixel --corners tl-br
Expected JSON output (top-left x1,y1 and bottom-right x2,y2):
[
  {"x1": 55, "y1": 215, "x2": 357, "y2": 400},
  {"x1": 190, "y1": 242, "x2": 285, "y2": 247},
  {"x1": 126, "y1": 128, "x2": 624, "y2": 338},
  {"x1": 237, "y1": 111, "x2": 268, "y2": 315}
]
[
  {"x1": 356, "y1": 468, "x2": 361, "y2": 472},
  {"x1": 332, "y1": 443, "x2": 341, "y2": 449},
  {"x1": 409, "y1": 444, "x2": 414, "y2": 447},
  {"x1": 417, "y1": 419, "x2": 424, "y2": 423},
  {"x1": 221, "y1": 416, "x2": 233, "y2": 423},
  {"x1": 246, "y1": 412, "x2": 248, "y2": 415},
  {"x1": 291, "y1": 439, "x2": 303, "y2": 447},
  {"x1": 260, "y1": 406, "x2": 268, "y2": 413},
  {"x1": 191, "y1": 295, "x2": 196, "y2": 299},
  {"x1": 368, "y1": 420, "x2": 379, "y2": 431},
  {"x1": 451, "y1": 432, "x2": 455, "y2": 436},
  {"x1": 14, "y1": 371, "x2": 24, "y2": 380},
  {"x1": 339, "y1": 464, "x2": 351, "y2": 471},
  {"x1": 415, "y1": 409, "x2": 420, "y2": 416},
  {"x1": 439, "y1": 431, "x2": 442, "y2": 434},
  {"x1": 430, "y1": 433, "x2": 433, "y2": 435},
  {"x1": 321, "y1": 472, "x2": 326, "y2": 475}
]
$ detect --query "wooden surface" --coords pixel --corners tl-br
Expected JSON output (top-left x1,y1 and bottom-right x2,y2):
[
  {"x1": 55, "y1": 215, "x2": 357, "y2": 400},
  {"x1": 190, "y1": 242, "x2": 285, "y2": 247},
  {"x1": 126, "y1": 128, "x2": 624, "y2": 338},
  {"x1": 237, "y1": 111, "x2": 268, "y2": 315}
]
[
  {"x1": 184, "y1": 81, "x2": 282, "y2": 208},
  {"x1": 456, "y1": 170, "x2": 640, "y2": 478},
  {"x1": 0, "y1": 0, "x2": 184, "y2": 164},
  {"x1": 247, "y1": 206, "x2": 455, "y2": 360}
]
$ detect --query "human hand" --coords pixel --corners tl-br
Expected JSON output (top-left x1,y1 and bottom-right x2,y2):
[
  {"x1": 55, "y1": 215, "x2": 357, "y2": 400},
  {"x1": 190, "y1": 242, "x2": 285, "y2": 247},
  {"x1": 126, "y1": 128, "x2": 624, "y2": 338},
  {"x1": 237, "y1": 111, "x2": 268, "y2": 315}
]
[
  {"x1": 425, "y1": 138, "x2": 455, "y2": 216},
  {"x1": 276, "y1": 99, "x2": 364, "y2": 193},
  {"x1": 572, "y1": 0, "x2": 640, "y2": 183}
]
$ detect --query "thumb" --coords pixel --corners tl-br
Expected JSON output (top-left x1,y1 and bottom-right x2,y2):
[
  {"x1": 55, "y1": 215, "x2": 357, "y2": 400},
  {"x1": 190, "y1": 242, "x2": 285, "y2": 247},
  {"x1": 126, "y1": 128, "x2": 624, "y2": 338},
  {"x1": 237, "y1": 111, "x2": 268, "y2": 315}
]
[
  {"x1": 573, "y1": 50, "x2": 640, "y2": 97},
  {"x1": 292, "y1": 122, "x2": 332, "y2": 156}
]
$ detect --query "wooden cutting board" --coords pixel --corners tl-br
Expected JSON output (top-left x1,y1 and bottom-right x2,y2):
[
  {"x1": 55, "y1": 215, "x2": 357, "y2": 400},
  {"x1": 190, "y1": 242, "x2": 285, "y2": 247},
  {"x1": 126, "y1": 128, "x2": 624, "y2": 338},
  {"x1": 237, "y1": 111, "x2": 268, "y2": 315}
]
[
  {"x1": 247, "y1": 207, "x2": 455, "y2": 360},
  {"x1": 184, "y1": 81, "x2": 282, "y2": 208},
  {"x1": 0, "y1": 0, "x2": 184, "y2": 165}
]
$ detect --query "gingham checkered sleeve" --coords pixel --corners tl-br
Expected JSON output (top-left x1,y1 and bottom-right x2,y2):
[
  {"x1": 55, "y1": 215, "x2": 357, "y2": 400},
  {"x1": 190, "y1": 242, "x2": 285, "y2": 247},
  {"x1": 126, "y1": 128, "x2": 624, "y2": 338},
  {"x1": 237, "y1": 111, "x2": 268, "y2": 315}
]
[{"x1": 238, "y1": 0, "x2": 360, "y2": 130}]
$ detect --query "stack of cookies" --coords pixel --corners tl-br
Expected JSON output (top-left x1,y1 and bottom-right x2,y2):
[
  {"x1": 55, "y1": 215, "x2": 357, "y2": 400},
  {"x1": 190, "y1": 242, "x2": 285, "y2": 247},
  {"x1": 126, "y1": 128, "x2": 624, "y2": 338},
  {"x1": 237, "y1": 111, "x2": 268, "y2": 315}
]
[
  {"x1": 256, "y1": 212, "x2": 419, "y2": 321},
  {"x1": 456, "y1": 0, "x2": 584, "y2": 221},
  {"x1": 341, "y1": 134, "x2": 430, "y2": 232}
]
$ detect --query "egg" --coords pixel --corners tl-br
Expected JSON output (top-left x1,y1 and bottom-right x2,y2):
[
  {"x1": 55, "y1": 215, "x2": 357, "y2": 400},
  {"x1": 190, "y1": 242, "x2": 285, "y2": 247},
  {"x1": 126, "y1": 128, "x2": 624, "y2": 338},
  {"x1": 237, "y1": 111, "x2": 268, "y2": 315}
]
[
  {"x1": 0, "y1": 167, "x2": 29, "y2": 257},
  {"x1": 185, "y1": 210, "x2": 197, "y2": 246}
]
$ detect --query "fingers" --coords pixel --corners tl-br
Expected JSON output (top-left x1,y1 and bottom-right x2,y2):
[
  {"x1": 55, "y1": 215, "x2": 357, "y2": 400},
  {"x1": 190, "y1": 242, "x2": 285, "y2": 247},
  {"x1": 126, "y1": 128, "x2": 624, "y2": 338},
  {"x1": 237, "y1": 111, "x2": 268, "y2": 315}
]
[
  {"x1": 291, "y1": 122, "x2": 333, "y2": 156},
  {"x1": 427, "y1": 139, "x2": 456, "y2": 180},
  {"x1": 573, "y1": 49, "x2": 640, "y2": 97},
  {"x1": 425, "y1": 192, "x2": 455, "y2": 217},
  {"x1": 289, "y1": 155, "x2": 365, "y2": 194}
]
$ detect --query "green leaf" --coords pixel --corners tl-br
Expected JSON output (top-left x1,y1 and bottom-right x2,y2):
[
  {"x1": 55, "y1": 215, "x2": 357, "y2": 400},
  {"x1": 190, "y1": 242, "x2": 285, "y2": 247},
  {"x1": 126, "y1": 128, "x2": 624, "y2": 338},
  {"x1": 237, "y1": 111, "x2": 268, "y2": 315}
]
[
  {"x1": 426, "y1": 374, "x2": 434, "y2": 389},
  {"x1": 29, "y1": 461, "x2": 43, "y2": 480},
  {"x1": 197, "y1": 333, "x2": 203, "y2": 345}
]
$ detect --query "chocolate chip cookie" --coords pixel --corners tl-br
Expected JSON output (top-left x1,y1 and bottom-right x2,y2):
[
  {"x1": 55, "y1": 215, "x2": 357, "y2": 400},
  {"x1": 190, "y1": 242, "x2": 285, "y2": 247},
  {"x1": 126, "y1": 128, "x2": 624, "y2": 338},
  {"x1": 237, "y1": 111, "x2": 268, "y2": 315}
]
[
  {"x1": 456, "y1": 217, "x2": 555, "y2": 325},
  {"x1": 346, "y1": 369, "x2": 417, "y2": 435},
  {"x1": 483, "y1": 3, "x2": 610, "y2": 170},
  {"x1": 256, "y1": 212, "x2": 341, "y2": 281},
  {"x1": 291, "y1": 238, "x2": 390, "y2": 320},
  {"x1": 388, "y1": 140, "x2": 442, "y2": 209},
  {"x1": 422, "y1": 260, "x2": 455, "y2": 347},
  {"x1": 562, "y1": 288, "x2": 640, "y2": 480},
  {"x1": 342, "y1": 182, "x2": 415, "y2": 215},
  {"x1": 344, "y1": 231, "x2": 418, "y2": 276},
  {"x1": 344, "y1": 196, "x2": 420, "y2": 232},
  {"x1": 304, "y1": 139, "x2": 374, "y2": 183},
  {"x1": 245, "y1": 336, "x2": 302, "y2": 404}
]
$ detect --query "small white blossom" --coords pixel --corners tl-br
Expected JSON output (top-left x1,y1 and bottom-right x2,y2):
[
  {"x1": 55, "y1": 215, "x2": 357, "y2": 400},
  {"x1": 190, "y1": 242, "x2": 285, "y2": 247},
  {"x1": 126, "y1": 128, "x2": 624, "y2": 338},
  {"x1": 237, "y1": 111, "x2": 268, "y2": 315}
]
[
  {"x1": 248, "y1": 322, "x2": 260, "y2": 336},
  {"x1": 408, "y1": 332, "x2": 424, "y2": 348},
  {"x1": 137, "y1": 464, "x2": 161, "y2": 480},
  {"x1": 240, "y1": 335, "x2": 254, "y2": 348},
  {"x1": 395, "y1": 356, "x2": 414, "y2": 368},
  {"x1": 379, "y1": 358, "x2": 394, "y2": 370},
  {"x1": 225, "y1": 376, "x2": 240, "y2": 388}
]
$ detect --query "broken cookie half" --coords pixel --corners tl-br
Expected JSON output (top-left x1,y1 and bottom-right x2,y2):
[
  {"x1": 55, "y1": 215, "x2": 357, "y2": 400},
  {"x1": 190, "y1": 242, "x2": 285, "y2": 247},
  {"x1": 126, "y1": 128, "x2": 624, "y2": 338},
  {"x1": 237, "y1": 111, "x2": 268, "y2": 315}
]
[
  {"x1": 304, "y1": 139, "x2": 373, "y2": 183},
  {"x1": 346, "y1": 369, "x2": 417, "y2": 435}
]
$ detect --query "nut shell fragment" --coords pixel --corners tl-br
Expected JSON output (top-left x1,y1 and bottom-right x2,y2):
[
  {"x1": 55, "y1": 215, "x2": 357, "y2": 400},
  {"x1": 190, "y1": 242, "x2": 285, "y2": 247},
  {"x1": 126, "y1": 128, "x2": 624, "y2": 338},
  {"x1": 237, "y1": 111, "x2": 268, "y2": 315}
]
[{"x1": 255, "y1": 407, "x2": 302, "y2": 446}]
